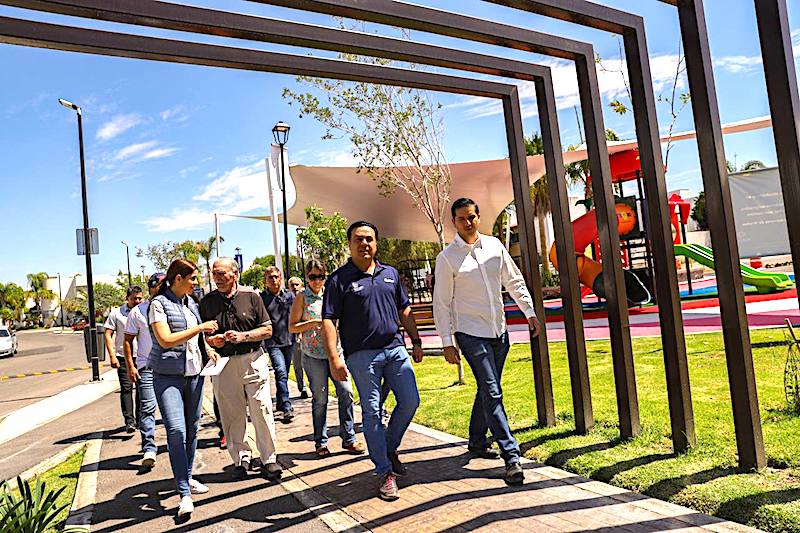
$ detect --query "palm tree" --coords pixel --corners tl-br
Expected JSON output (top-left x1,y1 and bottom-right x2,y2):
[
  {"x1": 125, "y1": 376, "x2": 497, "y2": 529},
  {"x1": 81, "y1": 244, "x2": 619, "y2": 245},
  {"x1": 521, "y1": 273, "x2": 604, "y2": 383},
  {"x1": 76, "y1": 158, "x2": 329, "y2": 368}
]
[
  {"x1": 525, "y1": 133, "x2": 552, "y2": 275},
  {"x1": 26, "y1": 272, "x2": 55, "y2": 324},
  {"x1": 195, "y1": 235, "x2": 224, "y2": 290}
]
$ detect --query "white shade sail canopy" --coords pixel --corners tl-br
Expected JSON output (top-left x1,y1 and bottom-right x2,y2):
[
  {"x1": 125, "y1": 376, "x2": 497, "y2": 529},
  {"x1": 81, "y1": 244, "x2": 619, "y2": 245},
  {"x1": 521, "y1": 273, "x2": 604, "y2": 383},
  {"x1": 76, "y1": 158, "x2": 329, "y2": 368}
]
[{"x1": 279, "y1": 116, "x2": 772, "y2": 242}]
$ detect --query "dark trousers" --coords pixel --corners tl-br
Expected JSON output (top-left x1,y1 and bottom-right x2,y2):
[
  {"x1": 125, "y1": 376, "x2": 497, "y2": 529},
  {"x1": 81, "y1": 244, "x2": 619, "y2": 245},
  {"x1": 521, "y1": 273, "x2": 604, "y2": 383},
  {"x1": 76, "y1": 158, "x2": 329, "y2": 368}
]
[
  {"x1": 267, "y1": 344, "x2": 293, "y2": 412},
  {"x1": 117, "y1": 360, "x2": 136, "y2": 427},
  {"x1": 455, "y1": 331, "x2": 520, "y2": 465}
]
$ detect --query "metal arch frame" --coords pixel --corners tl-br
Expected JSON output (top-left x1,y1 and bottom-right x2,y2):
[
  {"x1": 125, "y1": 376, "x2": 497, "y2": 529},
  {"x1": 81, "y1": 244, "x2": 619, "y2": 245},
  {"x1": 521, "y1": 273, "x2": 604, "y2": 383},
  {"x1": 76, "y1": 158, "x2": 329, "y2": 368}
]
[
  {"x1": 0, "y1": 13, "x2": 560, "y2": 419},
  {"x1": 485, "y1": 0, "x2": 695, "y2": 457},
  {"x1": 492, "y1": 0, "x2": 774, "y2": 469},
  {"x1": 256, "y1": 0, "x2": 640, "y2": 441},
  {"x1": 0, "y1": 0, "x2": 593, "y2": 430}
]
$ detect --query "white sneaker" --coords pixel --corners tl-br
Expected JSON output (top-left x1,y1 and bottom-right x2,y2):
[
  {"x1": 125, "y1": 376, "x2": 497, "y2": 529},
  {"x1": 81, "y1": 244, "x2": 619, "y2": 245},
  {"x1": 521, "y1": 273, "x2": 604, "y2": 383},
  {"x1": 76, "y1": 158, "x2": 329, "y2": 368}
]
[
  {"x1": 177, "y1": 496, "x2": 194, "y2": 517},
  {"x1": 142, "y1": 451, "x2": 156, "y2": 468},
  {"x1": 189, "y1": 478, "x2": 209, "y2": 494}
]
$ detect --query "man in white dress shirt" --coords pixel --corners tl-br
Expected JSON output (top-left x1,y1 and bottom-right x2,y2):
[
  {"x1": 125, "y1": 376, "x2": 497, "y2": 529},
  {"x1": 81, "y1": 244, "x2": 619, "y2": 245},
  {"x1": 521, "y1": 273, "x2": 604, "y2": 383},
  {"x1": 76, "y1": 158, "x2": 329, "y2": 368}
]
[{"x1": 433, "y1": 198, "x2": 541, "y2": 486}]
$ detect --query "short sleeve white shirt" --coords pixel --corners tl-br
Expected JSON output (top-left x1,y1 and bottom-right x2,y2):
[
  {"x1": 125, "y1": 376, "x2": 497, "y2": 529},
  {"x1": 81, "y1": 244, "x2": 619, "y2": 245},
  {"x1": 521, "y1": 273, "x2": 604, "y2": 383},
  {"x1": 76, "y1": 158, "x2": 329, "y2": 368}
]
[
  {"x1": 124, "y1": 301, "x2": 152, "y2": 369},
  {"x1": 148, "y1": 298, "x2": 203, "y2": 376},
  {"x1": 104, "y1": 304, "x2": 135, "y2": 358}
]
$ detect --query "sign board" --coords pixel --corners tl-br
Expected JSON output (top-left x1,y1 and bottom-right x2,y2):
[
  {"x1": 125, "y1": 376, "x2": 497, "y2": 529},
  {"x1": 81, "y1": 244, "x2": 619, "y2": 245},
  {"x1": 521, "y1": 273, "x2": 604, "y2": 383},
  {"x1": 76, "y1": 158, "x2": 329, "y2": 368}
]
[
  {"x1": 729, "y1": 167, "x2": 790, "y2": 258},
  {"x1": 234, "y1": 252, "x2": 244, "y2": 272},
  {"x1": 76, "y1": 228, "x2": 99, "y2": 255}
]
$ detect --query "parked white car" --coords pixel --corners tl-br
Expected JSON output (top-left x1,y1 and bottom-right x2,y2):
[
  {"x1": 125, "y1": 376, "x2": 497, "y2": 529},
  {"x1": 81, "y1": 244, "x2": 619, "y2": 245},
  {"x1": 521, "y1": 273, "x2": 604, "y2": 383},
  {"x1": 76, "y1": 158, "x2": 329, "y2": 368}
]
[{"x1": 0, "y1": 326, "x2": 17, "y2": 356}]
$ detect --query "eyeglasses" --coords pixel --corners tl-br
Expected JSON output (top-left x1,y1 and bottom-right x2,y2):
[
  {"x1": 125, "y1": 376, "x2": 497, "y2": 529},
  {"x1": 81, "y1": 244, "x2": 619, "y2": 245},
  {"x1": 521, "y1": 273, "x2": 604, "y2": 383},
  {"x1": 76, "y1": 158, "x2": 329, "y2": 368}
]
[{"x1": 307, "y1": 274, "x2": 326, "y2": 281}]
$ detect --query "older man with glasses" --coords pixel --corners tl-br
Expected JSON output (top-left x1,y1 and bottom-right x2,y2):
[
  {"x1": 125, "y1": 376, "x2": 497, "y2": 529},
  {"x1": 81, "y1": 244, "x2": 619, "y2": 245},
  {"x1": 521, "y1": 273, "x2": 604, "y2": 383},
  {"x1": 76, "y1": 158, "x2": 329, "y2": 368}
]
[{"x1": 200, "y1": 258, "x2": 282, "y2": 482}]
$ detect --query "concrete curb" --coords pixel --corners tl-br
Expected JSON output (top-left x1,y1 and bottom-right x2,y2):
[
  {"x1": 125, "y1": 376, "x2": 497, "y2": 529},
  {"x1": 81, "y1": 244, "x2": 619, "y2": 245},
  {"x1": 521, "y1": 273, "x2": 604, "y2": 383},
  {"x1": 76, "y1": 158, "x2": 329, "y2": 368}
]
[
  {"x1": 0, "y1": 370, "x2": 117, "y2": 446},
  {"x1": 63, "y1": 432, "x2": 103, "y2": 533},
  {"x1": 2, "y1": 441, "x2": 86, "y2": 491}
]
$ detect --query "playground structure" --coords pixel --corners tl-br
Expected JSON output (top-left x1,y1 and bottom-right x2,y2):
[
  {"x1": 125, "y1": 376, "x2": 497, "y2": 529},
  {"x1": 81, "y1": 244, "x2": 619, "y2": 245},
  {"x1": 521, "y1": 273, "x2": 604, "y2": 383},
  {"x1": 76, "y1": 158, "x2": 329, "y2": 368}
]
[{"x1": 549, "y1": 149, "x2": 795, "y2": 306}]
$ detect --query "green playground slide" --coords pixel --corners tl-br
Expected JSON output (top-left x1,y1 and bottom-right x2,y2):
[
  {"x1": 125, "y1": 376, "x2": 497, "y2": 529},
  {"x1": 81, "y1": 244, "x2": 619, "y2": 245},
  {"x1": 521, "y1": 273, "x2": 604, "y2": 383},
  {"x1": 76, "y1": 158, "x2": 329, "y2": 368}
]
[{"x1": 673, "y1": 243, "x2": 795, "y2": 293}]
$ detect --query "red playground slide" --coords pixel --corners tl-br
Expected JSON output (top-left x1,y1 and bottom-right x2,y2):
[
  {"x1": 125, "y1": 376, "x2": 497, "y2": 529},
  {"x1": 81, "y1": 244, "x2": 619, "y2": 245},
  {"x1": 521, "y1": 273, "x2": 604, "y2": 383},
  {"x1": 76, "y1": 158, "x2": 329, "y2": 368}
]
[{"x1": 549, "y1": 205, "x2": 650, "y2": 305}]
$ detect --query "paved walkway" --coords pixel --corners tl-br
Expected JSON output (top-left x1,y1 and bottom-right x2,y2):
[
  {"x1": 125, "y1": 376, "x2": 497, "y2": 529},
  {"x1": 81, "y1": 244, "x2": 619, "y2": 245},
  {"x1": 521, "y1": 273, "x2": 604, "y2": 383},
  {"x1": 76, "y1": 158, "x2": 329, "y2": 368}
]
[{"x1": 81, "y1": 379, "x2": 757, "y2": 532}]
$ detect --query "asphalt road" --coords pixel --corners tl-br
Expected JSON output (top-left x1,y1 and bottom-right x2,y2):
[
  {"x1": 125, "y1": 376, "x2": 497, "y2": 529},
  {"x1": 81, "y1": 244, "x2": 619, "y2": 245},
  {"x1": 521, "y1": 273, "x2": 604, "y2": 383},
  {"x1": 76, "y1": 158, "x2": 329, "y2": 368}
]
[{"x1": 0, "y1": 329, "x2": 112, "y2": 418}]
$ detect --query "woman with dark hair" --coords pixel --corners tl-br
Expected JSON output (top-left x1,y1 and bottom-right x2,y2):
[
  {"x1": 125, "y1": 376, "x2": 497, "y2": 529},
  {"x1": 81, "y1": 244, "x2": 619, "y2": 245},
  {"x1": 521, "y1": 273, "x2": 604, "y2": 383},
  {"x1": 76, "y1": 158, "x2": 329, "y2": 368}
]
[
  {"x1": 148, "y1": 259, "x2": 219, "y2": 518},
  {"x1": 289, "y1": 259, "x2": 364, "y2": 457}
]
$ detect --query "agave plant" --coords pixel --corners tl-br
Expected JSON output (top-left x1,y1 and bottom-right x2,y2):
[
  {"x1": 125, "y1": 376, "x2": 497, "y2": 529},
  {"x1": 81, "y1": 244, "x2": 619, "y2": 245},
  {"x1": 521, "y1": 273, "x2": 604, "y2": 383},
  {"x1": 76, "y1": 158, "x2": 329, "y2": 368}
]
[{"x1": 0, "y1": 476, "x2": 68, "y2": 533}]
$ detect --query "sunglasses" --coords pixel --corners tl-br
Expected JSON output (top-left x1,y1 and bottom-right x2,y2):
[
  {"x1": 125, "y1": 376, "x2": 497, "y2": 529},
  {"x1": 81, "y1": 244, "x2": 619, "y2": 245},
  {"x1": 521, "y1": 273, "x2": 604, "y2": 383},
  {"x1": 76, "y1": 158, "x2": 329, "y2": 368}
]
[{"x1": 307, "y1": 274, "x2": 326, "y2": 281}]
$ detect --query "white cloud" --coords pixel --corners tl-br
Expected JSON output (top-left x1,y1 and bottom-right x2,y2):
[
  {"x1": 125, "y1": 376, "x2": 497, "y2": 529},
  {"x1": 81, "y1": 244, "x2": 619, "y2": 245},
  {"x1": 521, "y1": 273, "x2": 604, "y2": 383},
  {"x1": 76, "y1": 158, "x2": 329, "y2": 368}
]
[
  {"x1": 448, "y1": 49, "x2": 769, "y2": 122},
  {"x1": 96, "y1": 113, "x2": 143, "y2": 141},
  {"x1": 143, "y1": 147, "x2": 178, "y2": 160},
  {"x1": 714, "y1": 55, "x2": 762, "y2": 74},
  {"x1": 307, "y1": 148, "x2": 359, "y2": 167},
  {"x1": 142, "y1": 161, "x2": 283, "y2": 232},
  {"x1": 160, "y1": 105, "x2": 188, "y2": 122},
  {"x1": 114, "y1": 141, "x2": 158, "y2": 161}
]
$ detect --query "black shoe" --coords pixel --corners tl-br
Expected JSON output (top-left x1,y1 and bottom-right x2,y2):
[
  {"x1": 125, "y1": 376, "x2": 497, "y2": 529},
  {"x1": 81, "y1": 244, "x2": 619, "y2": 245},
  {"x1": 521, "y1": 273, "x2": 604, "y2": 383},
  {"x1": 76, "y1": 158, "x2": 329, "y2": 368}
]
[
  {"x1": 504, "y1": 462, "x2": 524, "y2": 486},
  {"x1": 262, "y1": 462, "x2": 283, "y2": 481},
  {"x1": 125, "y1": 423, "x2": 136, "y2": 434},
  {"x1": 467, "y1": 445, "x2": 501, "y2": 459},
  {"x1": 233, "y1": 458, "x2": 251, "y2": 480},
  {"x1": 300, "y1": 389, "x2": 310, "y2": 399},
  {"x1": 388, "y1": 451, "x2": 407, "y2": 476},
  {"x1": 283, "y1": 408, "x2": 294, "y2": 423}
]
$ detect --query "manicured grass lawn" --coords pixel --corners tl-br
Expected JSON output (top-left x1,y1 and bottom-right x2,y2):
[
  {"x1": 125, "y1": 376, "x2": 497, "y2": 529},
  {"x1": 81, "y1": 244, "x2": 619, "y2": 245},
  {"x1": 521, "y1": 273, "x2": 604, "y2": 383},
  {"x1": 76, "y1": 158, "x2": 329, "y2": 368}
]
[
  {"x1": 7, "y1": 448, "x2": 85, "y2": 531},
  {"x1": 409, "y1": 327, "x2": 800, "y2": 532}
]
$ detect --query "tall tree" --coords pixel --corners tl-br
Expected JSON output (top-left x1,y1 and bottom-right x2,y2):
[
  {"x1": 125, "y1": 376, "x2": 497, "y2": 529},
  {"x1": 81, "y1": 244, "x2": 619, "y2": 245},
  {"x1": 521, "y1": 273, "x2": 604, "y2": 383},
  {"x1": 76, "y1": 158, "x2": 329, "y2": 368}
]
[
  {"x1": 296, "y1": 206, "x2": 349, "y2": 273},
  {"x1": 596, "y1": 36, "x2": 690, "y2": 169},
  {"x1": 25, "y1": 272, "x2": 55, "y2": 321},
  {"x1": 740, "y1": 160, "x2": 767, "y2": 171},
  {"x1": 240, "y1": 255, "x2": 301, "y2": 290},
  {"x1": 0, "y1": 282, "x2": 25, "y2": 323},
  {"x1": 524, "y1": 132, "x2": 553, "y2": 276},
  {"x1": 283, "y1": 26, "x2": 452, "y2": 247},
  {"x1": 194, "y1": 235, "x2": 223, "y2": 290}
]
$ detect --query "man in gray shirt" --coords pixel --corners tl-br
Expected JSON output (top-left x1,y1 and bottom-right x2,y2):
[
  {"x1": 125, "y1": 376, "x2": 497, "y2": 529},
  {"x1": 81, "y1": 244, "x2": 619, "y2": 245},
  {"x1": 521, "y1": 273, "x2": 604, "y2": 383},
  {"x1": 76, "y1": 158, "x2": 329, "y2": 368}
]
[{"x1": 104, "y1": 286, "x2": 144, "y2": 433}]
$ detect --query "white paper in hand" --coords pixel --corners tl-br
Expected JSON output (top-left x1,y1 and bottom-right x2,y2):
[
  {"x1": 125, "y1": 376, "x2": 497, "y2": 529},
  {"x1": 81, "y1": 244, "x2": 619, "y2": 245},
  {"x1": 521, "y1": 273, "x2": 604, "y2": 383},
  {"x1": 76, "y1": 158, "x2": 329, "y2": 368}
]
[{"x1": 201, "y1": 357, "x2": 229, "y2": 376}]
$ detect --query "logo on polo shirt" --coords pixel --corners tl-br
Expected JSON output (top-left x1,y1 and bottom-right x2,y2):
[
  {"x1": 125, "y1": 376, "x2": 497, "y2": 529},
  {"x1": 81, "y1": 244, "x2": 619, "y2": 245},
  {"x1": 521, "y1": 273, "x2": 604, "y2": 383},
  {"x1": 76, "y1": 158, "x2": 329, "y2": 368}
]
[
  {"x1": 383, "y1": 277, "x2": 395, "y2": 283},
  {"x1": 351, "y1": 282, "x2": 364, "y2": 292}
]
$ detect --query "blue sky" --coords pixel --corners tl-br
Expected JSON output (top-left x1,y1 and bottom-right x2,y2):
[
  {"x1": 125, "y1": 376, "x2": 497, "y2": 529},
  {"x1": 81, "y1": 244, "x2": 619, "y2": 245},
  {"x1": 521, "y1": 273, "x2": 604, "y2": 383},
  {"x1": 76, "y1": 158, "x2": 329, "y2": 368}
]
[{"x1": 0, "y1": 1, "x2": 795, "y2": 287}]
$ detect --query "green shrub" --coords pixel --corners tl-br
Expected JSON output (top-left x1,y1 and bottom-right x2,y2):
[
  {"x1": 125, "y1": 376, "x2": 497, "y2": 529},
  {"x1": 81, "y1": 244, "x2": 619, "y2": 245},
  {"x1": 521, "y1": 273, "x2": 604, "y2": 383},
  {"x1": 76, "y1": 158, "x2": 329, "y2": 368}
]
[{"x1": 0, "y1": 476, "x2": 68, "y2": 533}]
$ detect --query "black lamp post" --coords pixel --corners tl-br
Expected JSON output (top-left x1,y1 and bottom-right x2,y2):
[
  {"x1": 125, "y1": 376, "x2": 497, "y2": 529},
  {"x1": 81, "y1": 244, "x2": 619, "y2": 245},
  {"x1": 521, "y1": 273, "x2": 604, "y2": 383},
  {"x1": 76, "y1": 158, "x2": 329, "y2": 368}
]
[
  {"x1": 59, "y1": 98, "x2": 99, "y2": 382},
  {"x1": 272, "y1": 121, "x2": 291, "y2": 282},
  {"x1": 121, "y1": 240, "x2": 132, "y2": 287},
  {"x1": 57, "y1": 272, "x2": 64, "y2": 332}
]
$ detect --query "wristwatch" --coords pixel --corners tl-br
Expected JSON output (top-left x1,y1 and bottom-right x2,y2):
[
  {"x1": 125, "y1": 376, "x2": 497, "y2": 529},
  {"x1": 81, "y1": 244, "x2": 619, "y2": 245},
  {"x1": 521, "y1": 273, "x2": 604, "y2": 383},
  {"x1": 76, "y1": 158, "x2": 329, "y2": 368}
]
[{"x1": 411, "y1": 338, "x2": 422, "y2": 347}]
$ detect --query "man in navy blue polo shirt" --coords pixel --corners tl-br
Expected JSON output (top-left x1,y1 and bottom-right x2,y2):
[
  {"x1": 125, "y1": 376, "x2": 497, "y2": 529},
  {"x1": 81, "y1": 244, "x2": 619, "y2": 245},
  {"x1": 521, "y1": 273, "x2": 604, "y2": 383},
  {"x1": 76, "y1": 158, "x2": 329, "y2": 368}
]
[{"x1": 322, "y1": 221, "x2": 424, "y2": 501}]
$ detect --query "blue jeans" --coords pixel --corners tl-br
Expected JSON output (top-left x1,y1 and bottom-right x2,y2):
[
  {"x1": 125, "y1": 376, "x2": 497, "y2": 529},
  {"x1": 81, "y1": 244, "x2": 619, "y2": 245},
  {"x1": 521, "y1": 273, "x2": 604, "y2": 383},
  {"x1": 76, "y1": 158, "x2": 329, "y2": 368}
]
[
  {"x1": 137, "y1": 367, "x2": 157, "y2": 454},
  {"x1": 346, "y1": 346, "x2": 420, "y2": 475},
  {"x1": 267, "y1": 345, "x2": 293, "y2": 412},
  {"x1": 455, "y1": 331, "x2": 520, "y2": 464},
  {"x1": 303, "y1": 354, "x2": 356, "y2": 448},
  {"x1": 153, "y1": 373, "x2": 204, "y2": 497}
]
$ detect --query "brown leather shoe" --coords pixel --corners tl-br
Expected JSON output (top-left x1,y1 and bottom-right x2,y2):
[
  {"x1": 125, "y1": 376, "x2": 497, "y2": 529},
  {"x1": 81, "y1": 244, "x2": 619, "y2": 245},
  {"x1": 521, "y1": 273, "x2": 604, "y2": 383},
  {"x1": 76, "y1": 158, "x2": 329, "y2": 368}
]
[{"x1": 343, "y1": 441, "x2": 366, "y2": 455}]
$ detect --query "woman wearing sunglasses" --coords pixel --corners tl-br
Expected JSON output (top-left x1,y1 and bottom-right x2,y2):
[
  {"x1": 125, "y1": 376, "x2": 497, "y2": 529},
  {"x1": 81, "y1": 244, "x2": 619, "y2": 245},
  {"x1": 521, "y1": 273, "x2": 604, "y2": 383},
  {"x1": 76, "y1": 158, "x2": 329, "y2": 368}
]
[{"x1": 289, "y1": 259, "x2": 365, "y2": 457}]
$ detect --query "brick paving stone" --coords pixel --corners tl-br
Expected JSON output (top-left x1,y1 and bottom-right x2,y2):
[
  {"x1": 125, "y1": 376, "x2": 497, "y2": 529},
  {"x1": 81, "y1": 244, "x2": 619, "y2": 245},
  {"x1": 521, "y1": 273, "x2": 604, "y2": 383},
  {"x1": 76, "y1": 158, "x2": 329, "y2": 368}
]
[{"x1": 272, "y1": 376, "x2": 763, "y2": 532}]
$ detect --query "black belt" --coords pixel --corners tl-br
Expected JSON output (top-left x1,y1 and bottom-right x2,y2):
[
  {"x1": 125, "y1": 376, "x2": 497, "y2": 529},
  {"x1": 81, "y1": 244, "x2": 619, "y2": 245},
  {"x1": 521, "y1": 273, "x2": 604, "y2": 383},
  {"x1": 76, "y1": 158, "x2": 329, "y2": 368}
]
[{"x1": 222, "y1": 343, "x2": 262, "y2": 356}]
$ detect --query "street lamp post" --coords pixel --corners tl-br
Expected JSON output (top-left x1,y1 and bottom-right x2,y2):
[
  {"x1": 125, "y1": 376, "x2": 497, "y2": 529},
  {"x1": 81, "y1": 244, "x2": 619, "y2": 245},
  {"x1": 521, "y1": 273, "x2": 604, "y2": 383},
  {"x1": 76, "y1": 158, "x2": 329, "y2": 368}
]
[
  {"x1": 272, "y1": 121, "x2": 291, "y2": 282},
  {"x1": 59, "y1": 98, "x2": 100, "y2": 382},
  {"x1": 57, "y1": 272, "x2": 64, "y2": 332},
  {"x1": 121, "y1": 240, "x2": 132, "y2": 287}
]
